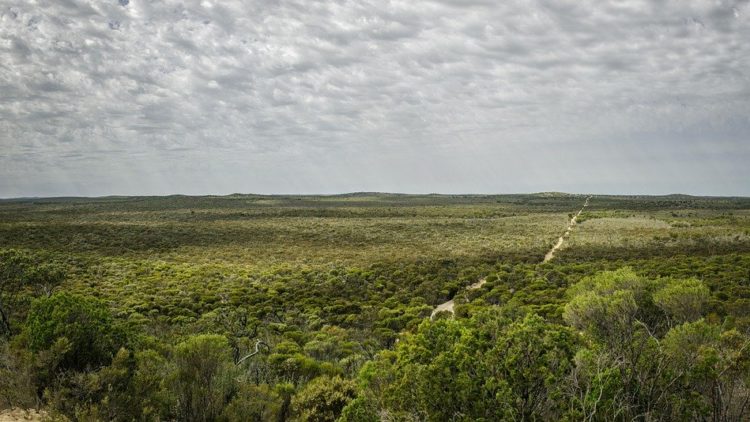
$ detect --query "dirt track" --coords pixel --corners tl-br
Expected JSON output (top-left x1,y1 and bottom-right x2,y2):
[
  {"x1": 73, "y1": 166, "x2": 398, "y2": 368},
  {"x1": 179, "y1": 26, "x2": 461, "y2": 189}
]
[
  {"x1": 430, "y1": 195, "x2": 592, "y2": 318},
  {"x1": 543, "y1": 196, "x2": 591, "y2": 263},
  {"x1": 0, "y1": 409, "x2": 46, "y2": 422},
  {"x1": 430, "y1": 277, "x2": 487, "y2": 318}
]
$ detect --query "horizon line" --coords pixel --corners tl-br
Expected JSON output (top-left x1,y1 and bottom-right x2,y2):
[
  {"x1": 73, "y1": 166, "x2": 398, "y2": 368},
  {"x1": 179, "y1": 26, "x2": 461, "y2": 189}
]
[{"x1": 2, "y1": 191, "x2": 749, "y2": 201}]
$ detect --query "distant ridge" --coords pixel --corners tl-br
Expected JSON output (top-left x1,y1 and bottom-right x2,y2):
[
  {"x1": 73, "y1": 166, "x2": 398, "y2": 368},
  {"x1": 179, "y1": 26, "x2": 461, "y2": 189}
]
[
  {"x1": 3, "y1": 192, "x2": 749, "y2": 202},
  {"x1": 535, "y1": 192, "x2": 577, "y2": 197}
]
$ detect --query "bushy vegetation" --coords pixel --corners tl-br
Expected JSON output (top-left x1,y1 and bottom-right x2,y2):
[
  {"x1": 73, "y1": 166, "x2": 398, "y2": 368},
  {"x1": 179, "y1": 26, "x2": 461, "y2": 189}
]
[
  {"x1": 1, "y1": 193, "x2": 748, "y2": 420},
  {"x1": 349, "y1": 269, "x2": 749, "y2": 421}
]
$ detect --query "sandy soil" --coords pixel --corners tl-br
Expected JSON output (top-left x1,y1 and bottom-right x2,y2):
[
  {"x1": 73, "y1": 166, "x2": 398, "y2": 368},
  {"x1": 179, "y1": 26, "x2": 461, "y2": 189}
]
[
  {"x1": 0, "y1": 408, "x2": 46, "y2": 422},
  {"x1": 543, "y1": 196, "x2": 591, "y2": 263},
  {"x1": 430, "y1": 196, "x2": 592, "y2": 318},
  {"x1": 430, "y1": 277, "x2": 487, "y2": 318}
]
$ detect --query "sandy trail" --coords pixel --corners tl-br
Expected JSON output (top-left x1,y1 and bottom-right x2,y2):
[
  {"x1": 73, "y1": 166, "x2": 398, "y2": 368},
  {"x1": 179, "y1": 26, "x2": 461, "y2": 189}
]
[
  {"x1": 429, "y1": 196, "x2": 592, "y2": 319},
  {"x1": 0, "y1": 409, "x2": 46, "y2": 422},
  {"x1": 543, "y1": 196, "x2": 591, "y2": 263},
  {"x1": 430, "y1": 277, "x2": 487, "y2": 319}
]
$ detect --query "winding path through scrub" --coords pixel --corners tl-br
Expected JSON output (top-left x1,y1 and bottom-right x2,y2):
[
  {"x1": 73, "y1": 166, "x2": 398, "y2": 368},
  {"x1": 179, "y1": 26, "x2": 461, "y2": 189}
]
[
  {"x1": 430, "y1": 277, "x2": 487, "y2": 319},
  {"x1": 430, "y1": 195, "x2": 592, "y2": 318},
  {"x1": 543, "y1": 195, "x2": 591, "y2": 263}
]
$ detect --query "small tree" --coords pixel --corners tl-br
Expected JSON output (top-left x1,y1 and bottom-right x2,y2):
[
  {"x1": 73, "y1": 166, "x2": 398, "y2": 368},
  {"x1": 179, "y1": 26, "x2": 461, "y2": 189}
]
[
  {"x1": 222, "y1": 383, "x2": 282, "y2": 421},
  {"x1": 291, "y1": 375, "x2": 356, "y2": 422},
  {"x1": 0, "y1": 250, "x2": 65, "y2": 337},
  {"x1": 26, "y1": 292, "x2": 123, "y2": 372},
  {"x1": 172, "y1": 334, "x2": 236, "y2": 422},
  {"x1": 356, "y1": 311, "x2": 575, "y2": 420},
  {"x1": 562, "y1": 268, "x2": 747, "y2": 420},
  {"x1": 653, "y1": 278, "x2": 710, "y2": 324}
]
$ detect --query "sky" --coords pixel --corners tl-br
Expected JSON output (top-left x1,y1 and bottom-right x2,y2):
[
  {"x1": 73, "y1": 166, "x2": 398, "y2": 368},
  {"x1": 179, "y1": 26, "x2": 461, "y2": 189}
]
[{"x1": 1, "y1": 0, "x2": 749, "y2": 198}]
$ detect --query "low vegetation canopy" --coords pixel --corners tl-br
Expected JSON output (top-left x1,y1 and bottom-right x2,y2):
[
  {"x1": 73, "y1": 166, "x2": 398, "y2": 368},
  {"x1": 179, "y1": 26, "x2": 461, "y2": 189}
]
[{"x1": 1, "y1": 193, "x2": 749, "y2": 420}]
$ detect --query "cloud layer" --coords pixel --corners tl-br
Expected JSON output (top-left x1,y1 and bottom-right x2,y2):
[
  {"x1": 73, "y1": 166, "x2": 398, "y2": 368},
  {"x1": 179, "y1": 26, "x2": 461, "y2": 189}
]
[{"x1": 1, "y1": 0, "x2": 749, "y2": 196}]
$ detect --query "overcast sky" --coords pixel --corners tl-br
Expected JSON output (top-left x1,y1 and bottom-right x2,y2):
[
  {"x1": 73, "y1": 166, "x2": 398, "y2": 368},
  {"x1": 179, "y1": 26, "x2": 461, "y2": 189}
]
[{"x1": 1, "y1": 0, "x2": 749, "y2": 197}]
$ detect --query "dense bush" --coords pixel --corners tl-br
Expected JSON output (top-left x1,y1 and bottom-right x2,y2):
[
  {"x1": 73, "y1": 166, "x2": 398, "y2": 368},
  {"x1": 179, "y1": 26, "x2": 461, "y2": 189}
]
[
  {"x1": 563, "y1": 269, "x2": 750, "y2": 420},
  {"x1": 353, "y1": 270, "x2": 750, "y2": 421},
  {"x1": 25, "y1": 292, "x2": 124, "y2": 372},
  {"x1": 291, "y1": 375, "x2": 356, "y2": 421},
  {"x1": 173, "y1": 335, "x2": 236, "y2": 422},
  {"x1": 0, "y1": 194, "x2": 748, "y2": 419},
  {"x1": 354, "y1": 312, "x2": 577, "y2": 420},
  {"x1": 0, "y1": 249, "x2": 65, "y2": 337}
]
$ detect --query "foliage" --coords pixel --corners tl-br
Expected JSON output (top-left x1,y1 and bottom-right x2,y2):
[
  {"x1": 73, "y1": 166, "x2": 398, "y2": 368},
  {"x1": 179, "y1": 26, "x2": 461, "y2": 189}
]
[
  {"x1": 290, "y1": 375, "x2": 356, "y2": 421},
  {"x1": 222, "y1": 383, "x2": 283, "y2": 422},
  {"x1": 0, "y1": 249, "x2": 64, "y2": 337},
  {"x1": 0, "y1": 193, "x2": 748, "y2": 419},
  {"x1": 173, "y1": 334, "x2": 236, "y2": 422},
  {"x1": 357, "y1": 311, "x2": 576, "y2": 420},
  {"x1": 0, "y1": 339, "x2": 36, "y2": 408},
  {"x1": 564, "y1": 269, "x2": 750, "y2": 420},
  {"x1": 25, "y1": 292, "x2": 124, "y2": 372}
]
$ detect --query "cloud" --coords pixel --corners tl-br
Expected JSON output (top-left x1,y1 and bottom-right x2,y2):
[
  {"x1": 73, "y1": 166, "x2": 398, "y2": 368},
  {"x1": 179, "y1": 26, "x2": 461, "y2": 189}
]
[{"x1": 0, "y1": 0, "x2": 749, "y2": 196}]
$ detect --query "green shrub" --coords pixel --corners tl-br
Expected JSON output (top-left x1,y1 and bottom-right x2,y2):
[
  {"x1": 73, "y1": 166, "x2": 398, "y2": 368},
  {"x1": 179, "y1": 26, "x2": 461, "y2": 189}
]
[
  {"x1": 221, "y1": 384, "x2": 282, "y2": 421},
  {"x1": 26, "y1": 292, "x2": 124, "y2": 371},
  {"x1": 291, "y1": 375, "x2": 356, "y2": 422},
  {"x1": 173, "y1": 334, "x2": 236, "y2": 422}
]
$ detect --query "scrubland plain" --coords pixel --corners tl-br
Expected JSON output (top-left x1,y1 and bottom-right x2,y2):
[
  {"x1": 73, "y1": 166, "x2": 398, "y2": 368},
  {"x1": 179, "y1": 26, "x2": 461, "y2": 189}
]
[{"x1": 1, "y1": 193, "x2": 749, "y2": 420}]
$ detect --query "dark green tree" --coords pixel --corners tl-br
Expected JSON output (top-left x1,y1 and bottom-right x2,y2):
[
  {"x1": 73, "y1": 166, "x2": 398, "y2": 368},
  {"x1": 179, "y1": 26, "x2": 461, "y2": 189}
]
[
  {"x1": 356, "y1": 310, "x2": 576, "y2": 420},
  {"x1": 172, "y1": 334, "x2": 236, "y2": 422},
  {"x1": 564, "y1": 268, "x2": 750, "y2": 420},
  {"x1": 25, "y1": 292, "x2": 123, "y2": 372},
  {"x1": 0, "y1": 250, "x2": 64, "y2": 337},
  {"x1": 291, "y1": 375, "x2": 356, "y2": 422}
]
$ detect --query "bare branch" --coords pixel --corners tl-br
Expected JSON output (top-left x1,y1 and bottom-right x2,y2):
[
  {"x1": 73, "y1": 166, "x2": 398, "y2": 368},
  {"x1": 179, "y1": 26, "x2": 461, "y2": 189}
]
[{"x1": 236, "y1": 339, "x2": 270, "y2": 365}]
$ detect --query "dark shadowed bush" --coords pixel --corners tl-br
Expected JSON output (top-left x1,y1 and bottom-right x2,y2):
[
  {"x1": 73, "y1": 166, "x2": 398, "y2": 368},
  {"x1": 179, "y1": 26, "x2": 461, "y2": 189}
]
[{"x1": 25, "y1": 292, "x2": 124, "y2": 371}]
